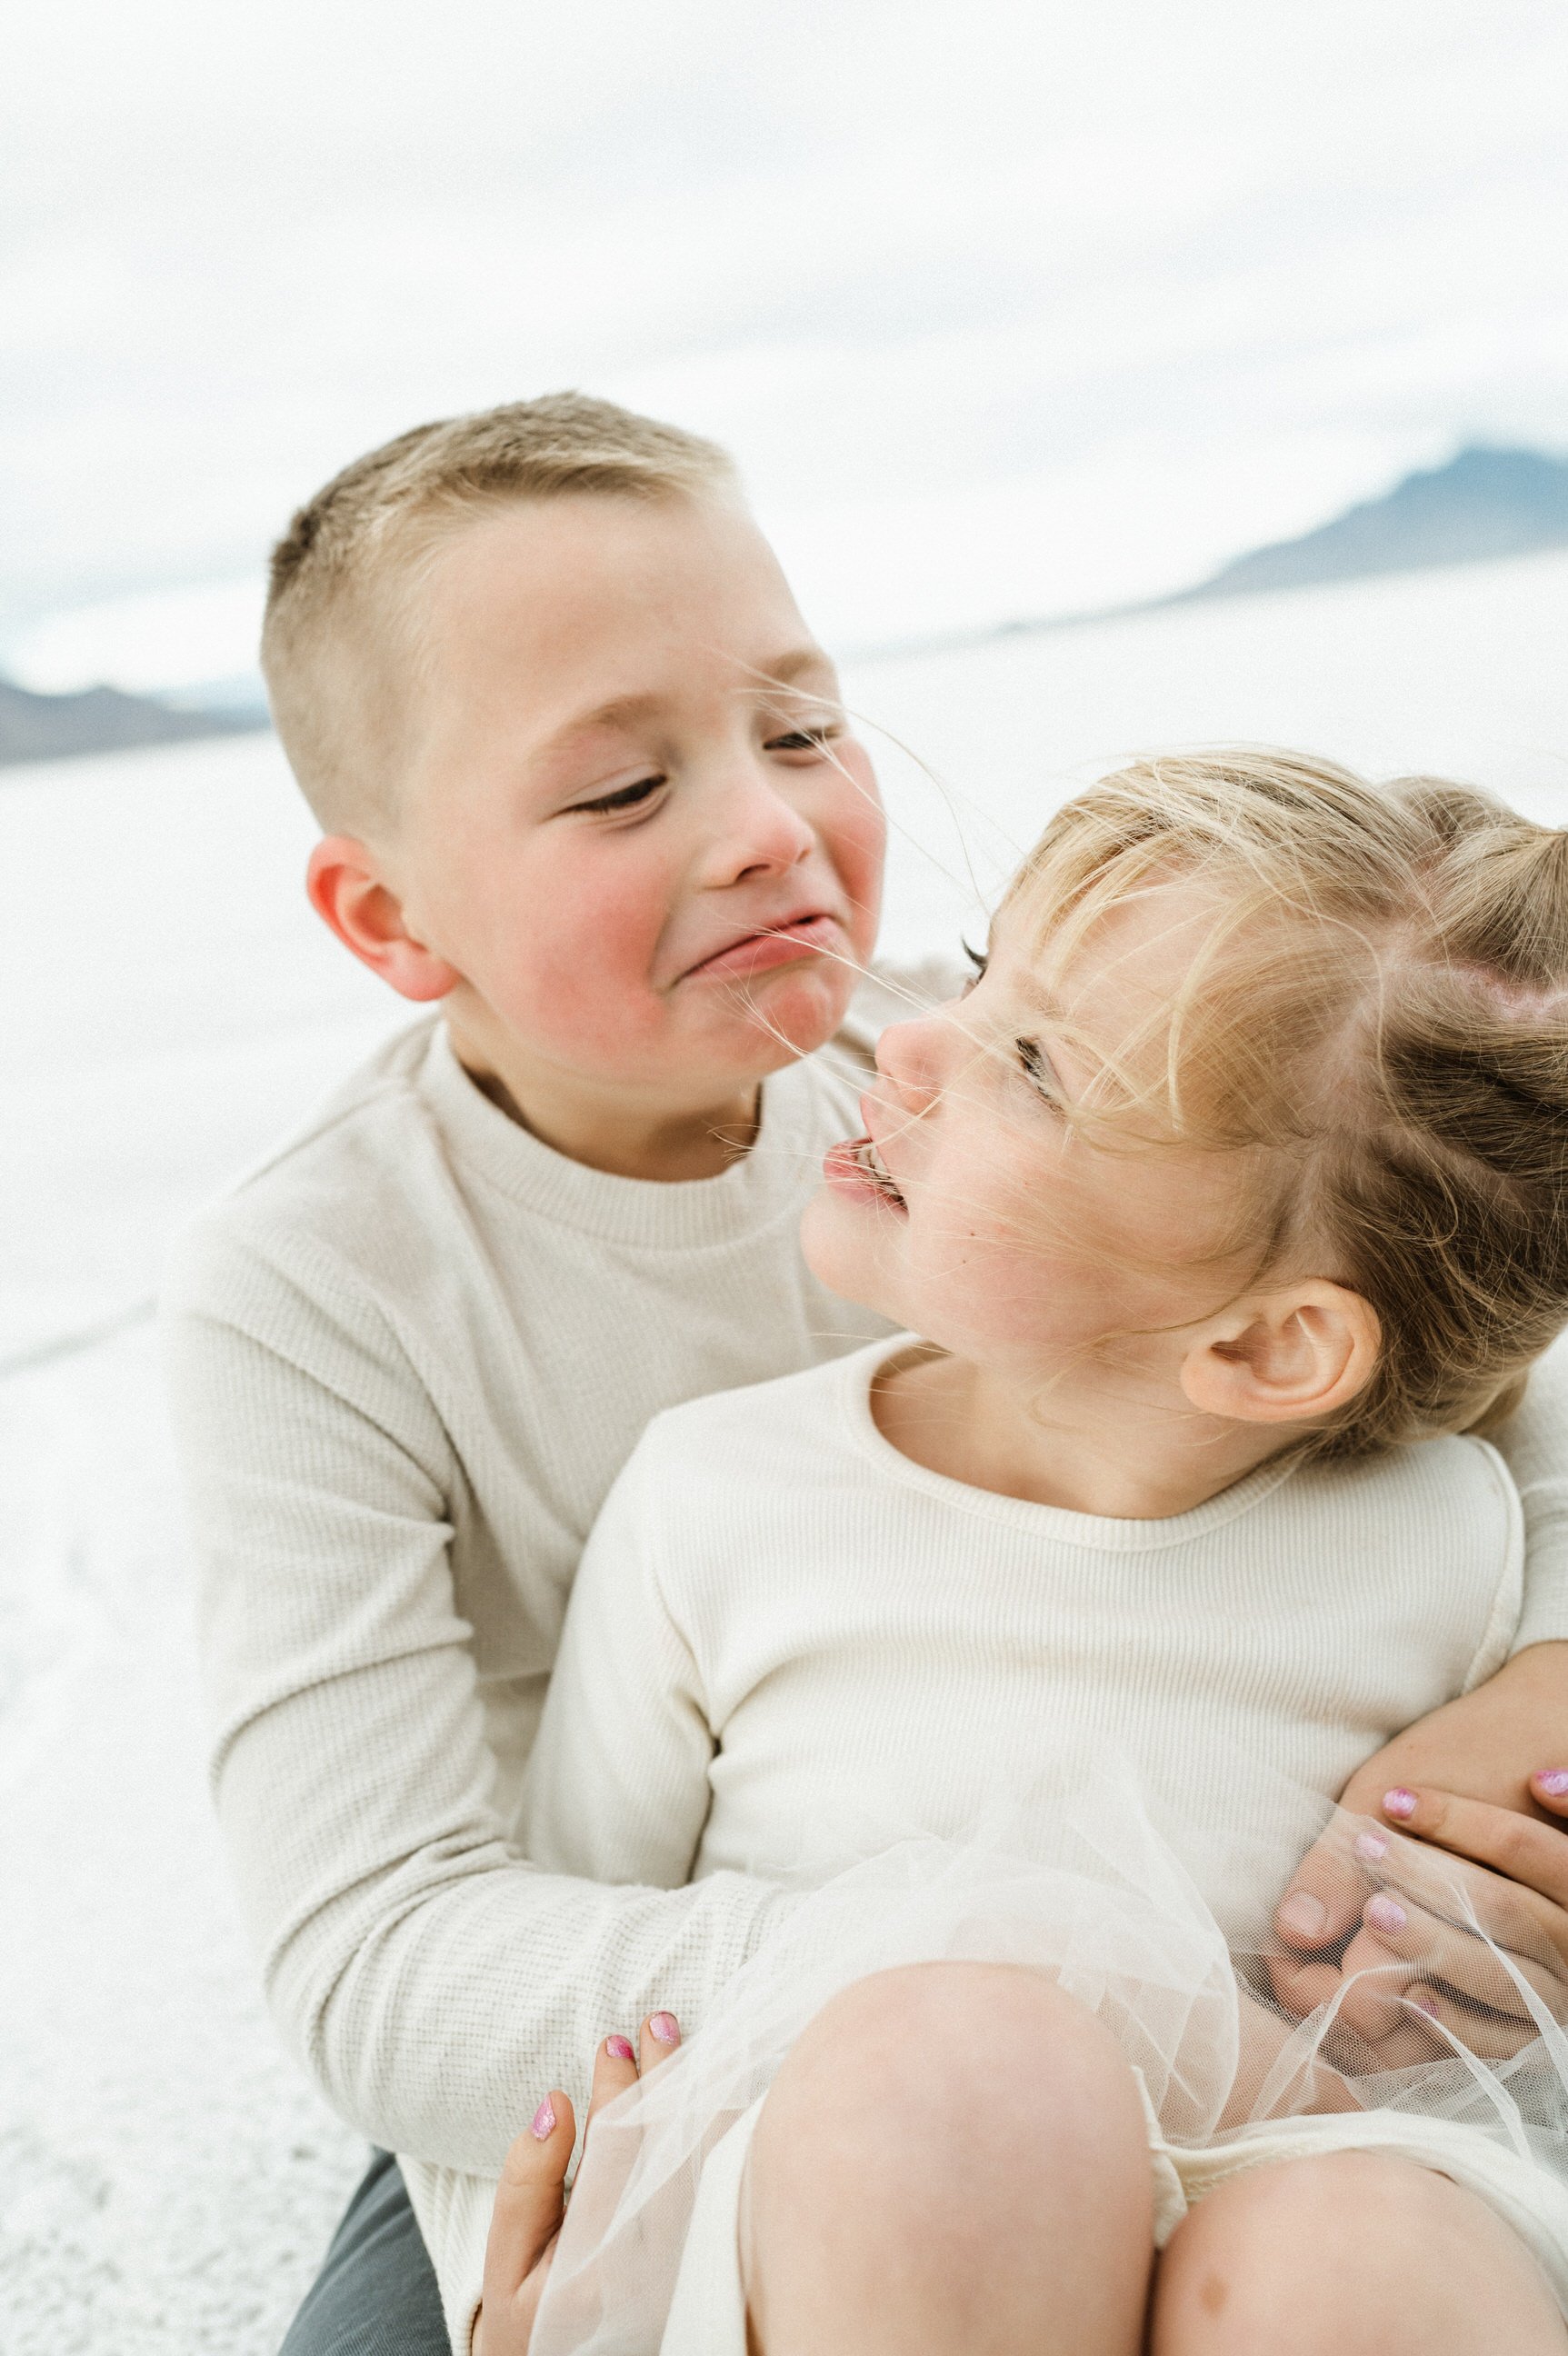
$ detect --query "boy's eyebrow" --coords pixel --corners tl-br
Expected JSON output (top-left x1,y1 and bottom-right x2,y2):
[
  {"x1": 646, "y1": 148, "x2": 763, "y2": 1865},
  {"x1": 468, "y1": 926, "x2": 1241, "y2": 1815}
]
[
  {"x1": 754, "y1": 644, "x2": 836, "y2": 688},
  {"x1": 527, "y1": 646, "x2": 839, "y2": 768}
]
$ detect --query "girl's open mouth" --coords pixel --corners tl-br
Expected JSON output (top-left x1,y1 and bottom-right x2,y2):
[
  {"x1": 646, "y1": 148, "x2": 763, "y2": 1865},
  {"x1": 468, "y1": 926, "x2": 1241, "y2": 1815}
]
[{"x1": 824, "y1": 1133, "x2": 907, "y2": 1210}]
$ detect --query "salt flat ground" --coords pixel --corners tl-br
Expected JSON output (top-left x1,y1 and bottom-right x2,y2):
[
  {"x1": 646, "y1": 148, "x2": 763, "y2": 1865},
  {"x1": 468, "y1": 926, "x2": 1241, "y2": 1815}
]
[{"x1": 2, "y1": 548, "x2": 1565, "y2": 2351}]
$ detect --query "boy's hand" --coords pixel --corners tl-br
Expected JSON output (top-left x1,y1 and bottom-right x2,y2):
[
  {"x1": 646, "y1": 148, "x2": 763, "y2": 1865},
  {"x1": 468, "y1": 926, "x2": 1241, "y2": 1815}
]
[
  {"x1": 473, "y1": 2012, "x2": 682, "y2": 2356},
  {"x1": 1273, "y1": 1641, "x2": 1568, "y2": 1958},
  {"x1": 1268, "y1": 1772, "x2": 1568, "y2": 2065}
]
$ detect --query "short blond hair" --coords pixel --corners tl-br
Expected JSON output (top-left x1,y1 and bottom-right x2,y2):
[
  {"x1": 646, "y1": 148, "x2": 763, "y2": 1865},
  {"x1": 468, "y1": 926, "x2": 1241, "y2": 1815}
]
[
  {"x1": 1006, "y1": 748, "x2": 1568, "y2": 1456},
  {"x1": 261, "y1": 392, "x2": 738, "y2": 830}
]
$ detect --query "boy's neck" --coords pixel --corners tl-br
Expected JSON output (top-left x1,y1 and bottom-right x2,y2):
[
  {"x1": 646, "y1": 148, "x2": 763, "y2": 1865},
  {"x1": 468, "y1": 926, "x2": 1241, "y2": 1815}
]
[
  {"x1": 448, "y1": 1013, "x2": 763, "y2": 1183},
  {"x1": 873, "y1": 1349, "x2": 1286, "y2": 1521}
]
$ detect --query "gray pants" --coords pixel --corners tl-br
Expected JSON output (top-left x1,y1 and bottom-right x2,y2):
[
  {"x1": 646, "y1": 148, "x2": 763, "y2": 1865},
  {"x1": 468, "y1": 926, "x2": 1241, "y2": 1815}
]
[{"x1": 280, "y1": 2151, "x2": 449, "y2": 2356}]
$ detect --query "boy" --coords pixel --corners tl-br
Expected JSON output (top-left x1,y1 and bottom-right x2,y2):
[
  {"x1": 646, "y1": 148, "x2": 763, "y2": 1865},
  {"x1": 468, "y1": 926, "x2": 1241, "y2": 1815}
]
[{"x1": 165, "y1": 394, "x2": 1568, "y2": 2356}]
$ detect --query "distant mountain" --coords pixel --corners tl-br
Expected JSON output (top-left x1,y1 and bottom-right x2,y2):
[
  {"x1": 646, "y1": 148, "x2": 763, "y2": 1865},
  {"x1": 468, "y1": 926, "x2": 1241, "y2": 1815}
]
[
  {"x1": 1176, "y1": 444, "x2": 1568, "y2": 604},
  {"x1": 0, "y1": 675, "x2": 269, "y2": 769}
]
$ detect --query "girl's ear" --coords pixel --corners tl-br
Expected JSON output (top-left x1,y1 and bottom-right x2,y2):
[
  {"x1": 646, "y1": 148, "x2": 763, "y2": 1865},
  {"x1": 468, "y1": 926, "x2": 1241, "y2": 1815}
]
[
  {"x1": 1179, "y1": 1281, "x2": 1381, "y2": 1426},
  {"x1": 306, "y1": 836, "x2": 461, "y2": 1003}
]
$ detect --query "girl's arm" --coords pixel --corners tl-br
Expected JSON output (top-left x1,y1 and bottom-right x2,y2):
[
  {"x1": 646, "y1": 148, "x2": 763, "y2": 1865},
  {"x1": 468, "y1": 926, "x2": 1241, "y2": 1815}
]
[
  {"x1": 517, "y1": 1432, "x2": 721, "y2": 1891},
  {"x1": 1273, "y1": 1343, "x2": 1568, "y2": 1970}
]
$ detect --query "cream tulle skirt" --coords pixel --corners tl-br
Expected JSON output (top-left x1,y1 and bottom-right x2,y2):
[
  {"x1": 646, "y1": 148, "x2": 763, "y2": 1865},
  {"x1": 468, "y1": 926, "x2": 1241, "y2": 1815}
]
[{"x1": 532, "y1": 1776, "x2": 1568, "y2": 2355}]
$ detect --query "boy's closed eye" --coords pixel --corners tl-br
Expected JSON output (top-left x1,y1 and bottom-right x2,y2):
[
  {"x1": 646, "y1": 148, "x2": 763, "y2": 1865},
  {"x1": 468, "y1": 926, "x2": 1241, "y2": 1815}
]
[
  {"x1": 762, "y1": 716, "x2": 844, "y2": 758},
  {"x1": 569, "y1": 774, "x2": 667, "y2": 817}
]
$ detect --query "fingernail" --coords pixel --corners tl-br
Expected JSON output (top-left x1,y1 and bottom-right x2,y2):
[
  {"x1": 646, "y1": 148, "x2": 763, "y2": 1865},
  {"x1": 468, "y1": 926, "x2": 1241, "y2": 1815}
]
[
  {"x1": 1278, "y1": 1892, "x2": 1327, "y2": 1939},
  {"x1": 605, "y1": 2034, "x2": 635, "y2": 2062},
  {"x1": 1366, "y1": 1893, "x2": 1407, "y2": 1935},
  {"x1": 649, "y1": 2012, "x2": 681, "y2": 2045},
  {"x1": 530, "y1": 2097, "x2": 556, "y2": 2140},
  {"x1": 1536, "y1": 1770, "x2": 1568, "y2": 1798},
  {"x1": 1408, "y1": 1990, "x2": 1440, "y2": 2019},
  {"x1": 1383, "y1": 1788, "x2": 1418, "y2": 1821},
  {"x1": 1354, "y1": 1832, "x2": 1390, "y2": 1862}
]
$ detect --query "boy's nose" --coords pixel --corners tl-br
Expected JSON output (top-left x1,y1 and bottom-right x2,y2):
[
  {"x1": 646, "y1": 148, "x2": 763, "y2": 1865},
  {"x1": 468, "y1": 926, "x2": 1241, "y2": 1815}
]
[{"x1": 699, "y1": 763, "x2": 816, "y2": 886}]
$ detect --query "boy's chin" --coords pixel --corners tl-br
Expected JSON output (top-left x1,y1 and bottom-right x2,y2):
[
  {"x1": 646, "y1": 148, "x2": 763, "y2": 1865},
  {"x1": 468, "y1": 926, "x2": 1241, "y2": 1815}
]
[{"x1": 725, "y1": 965, "x2": 856, "y2": 1066}]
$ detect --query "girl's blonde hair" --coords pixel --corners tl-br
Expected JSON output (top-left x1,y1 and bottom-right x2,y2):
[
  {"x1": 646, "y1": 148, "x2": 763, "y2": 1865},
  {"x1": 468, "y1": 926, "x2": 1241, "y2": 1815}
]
[{"x1": 1007, "y1": 748, "x2": 1568, "y2": 1458}]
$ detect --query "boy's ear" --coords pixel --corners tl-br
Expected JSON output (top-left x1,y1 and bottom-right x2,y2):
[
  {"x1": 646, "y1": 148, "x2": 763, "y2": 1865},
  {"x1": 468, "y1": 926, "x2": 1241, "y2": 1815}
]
[
  {"x1": 1179, "y1": 1281, "x2": 1381, "y2": 1428},
  {"x1": 306, "y1": 836, "x2": 460, "y2": 1004}
]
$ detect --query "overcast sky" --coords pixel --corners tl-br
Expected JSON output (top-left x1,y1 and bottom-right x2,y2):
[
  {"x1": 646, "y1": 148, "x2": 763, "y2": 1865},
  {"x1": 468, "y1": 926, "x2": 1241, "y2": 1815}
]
[{"x1": 4, "y1": 0, "x2": 1566, "y2": 691}]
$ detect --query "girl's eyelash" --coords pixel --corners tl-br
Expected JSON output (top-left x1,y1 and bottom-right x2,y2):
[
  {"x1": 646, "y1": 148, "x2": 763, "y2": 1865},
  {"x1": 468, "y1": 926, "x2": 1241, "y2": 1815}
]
[
  {"x1": 1015, "y1": 1036, "x2": 1057, "y2": 1099},
  {"x1": 961, "y1": 939, "x2": 989, "y2": 978},
  {"x1": 574, "y1": 775, "x2": 664, "y2": 815}
]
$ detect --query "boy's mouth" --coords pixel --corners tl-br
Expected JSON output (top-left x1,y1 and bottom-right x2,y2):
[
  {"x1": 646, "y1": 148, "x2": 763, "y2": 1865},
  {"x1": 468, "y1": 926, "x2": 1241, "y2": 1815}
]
[{"x1": 680, "y1": 911, "x2": 845, "y2": 984}]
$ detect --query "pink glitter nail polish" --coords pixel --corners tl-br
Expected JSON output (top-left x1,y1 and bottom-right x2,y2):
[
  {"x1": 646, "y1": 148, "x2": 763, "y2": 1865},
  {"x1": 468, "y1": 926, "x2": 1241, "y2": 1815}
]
[
  {"x1": 1537, "y1": 1770, "x2": 1568, "y2": 1798},
  {"x1": 530, "y1": 2096, "x2": 556, "y2": 2140},
  {"x1": 1354, "y1": 1831, "x2": 1390, "y2": 1862},
  {"x1": 1383, "y1": 1787, "x2": 1418, "y2": 1820},
  {"x1": 1367, "y1": 1892, "x2": 1407, "y2": 1935},
  {"x1": 1408, "y1": 1991, "x2": 1441, "y2": 2019},
  {"x1": 650, "y1": 2012, "x2": 681, "y2": 2044},
  {"x1": 605, "y1": 2035, "x2": 635, "y2": 2062}
]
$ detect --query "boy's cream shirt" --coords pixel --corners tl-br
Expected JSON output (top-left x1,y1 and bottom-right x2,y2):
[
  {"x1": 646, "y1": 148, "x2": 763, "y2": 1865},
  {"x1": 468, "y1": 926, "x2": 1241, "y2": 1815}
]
[{"x1": 162, "y1": 983, "x2": 929, "y2": 2178}]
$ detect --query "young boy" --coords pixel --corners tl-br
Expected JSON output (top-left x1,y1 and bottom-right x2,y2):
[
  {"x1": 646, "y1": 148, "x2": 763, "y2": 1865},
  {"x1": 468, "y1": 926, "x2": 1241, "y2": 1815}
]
[{"x1": 165, "y1": 394, "x2": 1568, "y2": 2356}]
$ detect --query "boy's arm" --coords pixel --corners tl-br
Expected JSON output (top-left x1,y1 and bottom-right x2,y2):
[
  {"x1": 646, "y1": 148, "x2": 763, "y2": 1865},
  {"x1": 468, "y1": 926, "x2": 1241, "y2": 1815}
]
[
  {"x1": 1274, "y1": 1338, "x2": 1568, "y2": 1971},
  {"x1": 413, "y1": 1449, "x2": 724, "y2": 2356},
  {"x1": 1493, "y1": 1331, "x2": 1568, "y2": 1651},
  {"x1": 164, "y1": 1224, "x2": 782, "y2": 2182}
]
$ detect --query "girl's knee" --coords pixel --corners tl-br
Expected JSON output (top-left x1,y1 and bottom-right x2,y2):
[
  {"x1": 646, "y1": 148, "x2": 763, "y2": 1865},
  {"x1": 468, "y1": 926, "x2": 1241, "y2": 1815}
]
[
  {"x1": 1153, "y1": 2152, "x2": 1564, "y2": 2356},
  {"x1": 750, "y1": 1962, "x2": 1150, "y2": 2241},
  {"x1": 745, "y1": 1963, "x2": 1154, "y2": 2351}
]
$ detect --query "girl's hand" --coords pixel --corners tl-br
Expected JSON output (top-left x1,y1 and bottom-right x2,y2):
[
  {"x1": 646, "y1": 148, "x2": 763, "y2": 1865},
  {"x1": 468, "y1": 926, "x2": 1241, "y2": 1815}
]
[
  {"x1": 472, "y1": 2012, "x2": 682, "y2": 2356},
  {"x1": 1269, "y1": 1772, "x2": 1568, "y2": 2066}
]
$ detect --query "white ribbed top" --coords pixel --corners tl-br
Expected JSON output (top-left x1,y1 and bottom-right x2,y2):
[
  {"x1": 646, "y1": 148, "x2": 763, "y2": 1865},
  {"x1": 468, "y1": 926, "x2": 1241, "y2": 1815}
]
[
  {"x1": 411, "y1": 1336, "x2": 1535, "y2": 2351},
  {"x1": 523, "y1": 1336, "x2": 1524, "y2": 1920}
]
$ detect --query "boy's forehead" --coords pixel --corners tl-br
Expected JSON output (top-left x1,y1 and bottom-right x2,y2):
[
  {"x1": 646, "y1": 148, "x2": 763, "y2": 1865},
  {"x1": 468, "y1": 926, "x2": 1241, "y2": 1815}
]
[{"x1": 421, "y1": 495, "x2": 833, "y2": 724}]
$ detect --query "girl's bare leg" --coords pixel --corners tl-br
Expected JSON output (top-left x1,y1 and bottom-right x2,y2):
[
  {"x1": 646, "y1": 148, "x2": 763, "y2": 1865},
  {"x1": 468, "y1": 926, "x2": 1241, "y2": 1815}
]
[
  {"x1": 1150, "y1": 2151, "x2": 1568, "y2": 2354},
  {"x1": 742, "y1": 1962, "x2": 1154, "y2": 2356}
]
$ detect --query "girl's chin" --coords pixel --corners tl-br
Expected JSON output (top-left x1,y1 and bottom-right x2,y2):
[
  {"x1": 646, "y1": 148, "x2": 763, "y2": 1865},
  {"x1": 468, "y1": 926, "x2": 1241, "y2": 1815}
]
[{"x1": 799, "y1": 1186, "x2": 901, "y2": 1320}]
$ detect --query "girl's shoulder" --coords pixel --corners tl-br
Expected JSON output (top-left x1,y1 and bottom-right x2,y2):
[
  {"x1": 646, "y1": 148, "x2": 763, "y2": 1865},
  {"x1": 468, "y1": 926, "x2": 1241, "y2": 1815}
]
[
  {"x1": 632, "y1": 1336, "x2": 894, "y2": 1483},
  {"x1": 1283, "y1": 1429, "x2": 1519, "y2": 1530}
]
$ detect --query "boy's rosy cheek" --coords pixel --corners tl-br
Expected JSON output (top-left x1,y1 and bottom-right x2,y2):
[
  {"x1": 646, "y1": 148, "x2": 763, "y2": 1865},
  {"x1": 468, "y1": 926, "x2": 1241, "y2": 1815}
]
[
  {"x1": 503, "y1": 880, "x2": 667, "y2": 1044},
  {"x1": 828, "y1": 758, "x2": 888, "y2": 913}
]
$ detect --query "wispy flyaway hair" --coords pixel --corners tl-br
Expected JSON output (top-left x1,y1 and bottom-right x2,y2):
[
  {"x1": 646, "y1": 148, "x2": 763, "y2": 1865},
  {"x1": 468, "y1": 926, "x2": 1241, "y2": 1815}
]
[{"x1": 1006, "y1": 747, "x2": 1568, "y2": 1457}]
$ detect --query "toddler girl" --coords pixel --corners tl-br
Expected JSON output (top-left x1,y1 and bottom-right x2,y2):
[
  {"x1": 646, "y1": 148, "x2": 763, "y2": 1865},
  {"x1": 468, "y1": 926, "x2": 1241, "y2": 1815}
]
[{"x1": 490, "y1": 751, "x2": 1568, "y2": 2353}]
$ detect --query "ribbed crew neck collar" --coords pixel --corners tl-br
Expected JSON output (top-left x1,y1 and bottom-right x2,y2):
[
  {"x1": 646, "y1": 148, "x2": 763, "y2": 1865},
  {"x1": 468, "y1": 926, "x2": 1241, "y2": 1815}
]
[
  {"x1": 839, "y1": 1337, "x2": 1300, "y2": 1547},
  {"x1": 417, "y1": 1021, "x2": 829, "y2": 1250}
]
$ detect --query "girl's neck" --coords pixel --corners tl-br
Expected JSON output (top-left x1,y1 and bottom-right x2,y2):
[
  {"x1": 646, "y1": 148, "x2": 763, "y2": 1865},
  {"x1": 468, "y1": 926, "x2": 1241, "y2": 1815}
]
[{"x1": 872, "y1": 1348, "x2": 1285, "y2": 1521}]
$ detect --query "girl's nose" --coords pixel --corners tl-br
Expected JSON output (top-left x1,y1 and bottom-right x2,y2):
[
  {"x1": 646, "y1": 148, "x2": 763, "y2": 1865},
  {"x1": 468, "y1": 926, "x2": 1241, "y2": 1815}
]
[
  {"x1": 874, "y1": 1013, "x2": 949, "y2": 1116},
  {"x1": 700, "y1": 762, "x2": 815, "y2": 886}
]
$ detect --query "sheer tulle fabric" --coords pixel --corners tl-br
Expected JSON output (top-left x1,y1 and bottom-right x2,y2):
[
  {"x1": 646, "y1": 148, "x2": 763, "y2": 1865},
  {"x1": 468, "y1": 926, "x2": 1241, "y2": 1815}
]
[{"x1": 532, "y1": 1772, "x2": 1568, "y2": 2354}]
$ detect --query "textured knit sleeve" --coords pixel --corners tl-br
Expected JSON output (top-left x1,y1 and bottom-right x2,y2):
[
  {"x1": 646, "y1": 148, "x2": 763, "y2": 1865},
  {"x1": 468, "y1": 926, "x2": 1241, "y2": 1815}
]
[
  {"x1": 411, "y1": 1430, "x2": 729, "y2": 2356},
  {"x1": 162, "y1": 1216, "x2": 783, "y2": 2183},
  {"x1": 1494, "y1": 1331, "x2": 1568, "y2": 1652}
]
